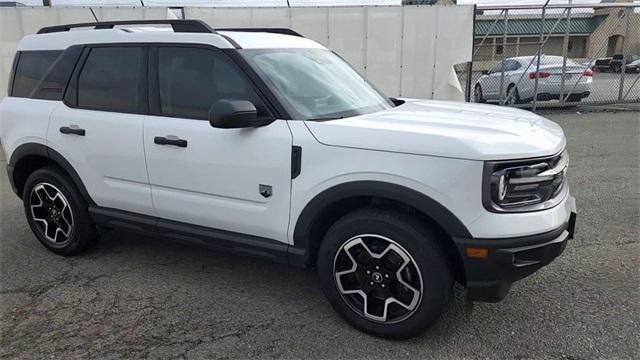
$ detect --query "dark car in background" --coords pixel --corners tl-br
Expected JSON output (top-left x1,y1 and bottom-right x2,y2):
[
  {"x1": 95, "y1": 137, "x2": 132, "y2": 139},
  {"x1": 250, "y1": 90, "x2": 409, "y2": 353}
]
[
  {"x1": 624, "y1": 58, "x2": 640, "y2": 73},
  {"x1": 593, "y1": 57, "x2": 612, "y2": 72},
  {"x1": 609, "y1": 54, "x2": 640, "y2": 73}
]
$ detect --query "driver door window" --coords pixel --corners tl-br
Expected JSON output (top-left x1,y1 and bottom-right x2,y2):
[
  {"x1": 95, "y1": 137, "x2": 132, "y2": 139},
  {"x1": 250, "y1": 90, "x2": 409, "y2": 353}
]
[
  {"x1": 489, "y1": 63, "x2": 503, "y2": 75},
  {"x1": 157, "y1": 47, "x2": 267, "y2": 120}
]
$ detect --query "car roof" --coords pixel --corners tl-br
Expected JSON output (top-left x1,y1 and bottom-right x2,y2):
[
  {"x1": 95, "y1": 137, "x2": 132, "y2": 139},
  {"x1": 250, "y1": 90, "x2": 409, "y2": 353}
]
[
  {"x1": 218, "y1": 30, "x2": 325, "y2": 50},
  {"x1": 508, "y1": 55, "x2": 564, "y2": 62},
  {"x1": 17, "y1": 25, "x2": 326, "y2": 52}
]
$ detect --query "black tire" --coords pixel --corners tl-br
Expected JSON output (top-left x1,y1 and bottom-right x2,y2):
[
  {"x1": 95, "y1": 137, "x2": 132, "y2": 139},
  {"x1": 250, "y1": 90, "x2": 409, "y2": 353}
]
[
  {"x1": 506, "y1": 84, "x2": 521, "y2": 105},
  {"x1": 567, "y1": 94, "x2": 583, "y2": 103},
  {"x1": 474, "y1": 84, "x2": 486, "y2": 103},
  {"x1": 317, "y1": 207, "x2": 452, "y2": 339},
  {"x1": 22, "y1": 166, "x2": 98, "y2": 255}
]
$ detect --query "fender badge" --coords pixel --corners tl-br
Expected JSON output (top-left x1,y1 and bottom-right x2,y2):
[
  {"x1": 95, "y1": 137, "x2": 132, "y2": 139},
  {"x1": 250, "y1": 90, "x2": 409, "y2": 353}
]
[{"x1": 259, "y1": 184, "x2": 272, "y2": 198}]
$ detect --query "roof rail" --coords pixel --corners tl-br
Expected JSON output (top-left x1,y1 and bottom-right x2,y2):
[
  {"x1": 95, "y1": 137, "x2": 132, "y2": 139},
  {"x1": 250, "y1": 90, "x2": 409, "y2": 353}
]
[
  {"x1": 37, "y1": 19, "x2": 215, "y2": 34},
  {"x1": 216, "y1": 28, "x2": 303, "y2": 38}
]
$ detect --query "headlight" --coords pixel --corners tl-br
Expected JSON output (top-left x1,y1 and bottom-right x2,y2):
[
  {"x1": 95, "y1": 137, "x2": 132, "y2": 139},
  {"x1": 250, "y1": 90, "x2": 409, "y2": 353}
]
[{"x1": 483, "y1": 151, "x2": 569, "y2": 212}]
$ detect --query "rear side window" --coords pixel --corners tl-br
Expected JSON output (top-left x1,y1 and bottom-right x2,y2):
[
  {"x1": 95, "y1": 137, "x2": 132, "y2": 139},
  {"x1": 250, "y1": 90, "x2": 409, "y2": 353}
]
[
  {"x1": 505, "y1": 60, "x2": 521, "y2": 71},
  {"x1": 11, "y1": 51, "x2": 62, "y2": 98},
  {"x1": 77, "y1": 46, "x2": 146, "y2": 113},
  {"x1": 157, "y1": 47, "x2": 266, "y2": 119}
]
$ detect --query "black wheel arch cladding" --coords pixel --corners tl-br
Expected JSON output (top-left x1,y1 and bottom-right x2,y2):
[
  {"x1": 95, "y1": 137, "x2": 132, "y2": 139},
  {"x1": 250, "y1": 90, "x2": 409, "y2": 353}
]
[{"x1": 8, "y1": 142, "x2": 94, "y2": 205}]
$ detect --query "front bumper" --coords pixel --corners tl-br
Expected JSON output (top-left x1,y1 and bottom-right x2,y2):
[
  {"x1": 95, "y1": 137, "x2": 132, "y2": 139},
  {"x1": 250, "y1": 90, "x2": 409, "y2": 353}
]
[{"x1": 454, "y1": 200, "x2": 577, "y2": 302}]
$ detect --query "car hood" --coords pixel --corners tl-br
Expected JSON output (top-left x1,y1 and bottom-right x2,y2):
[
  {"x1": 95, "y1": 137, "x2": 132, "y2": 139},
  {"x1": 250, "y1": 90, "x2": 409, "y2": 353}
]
[{"x1": 304, "y1": 99, "x2": 565, "y2": 161}]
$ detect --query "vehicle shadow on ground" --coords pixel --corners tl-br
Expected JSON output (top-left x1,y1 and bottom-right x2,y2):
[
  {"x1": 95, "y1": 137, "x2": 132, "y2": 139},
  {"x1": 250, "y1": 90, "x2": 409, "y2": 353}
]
[{"x1": 89, "y1": 228, "x2": 476, "y2": 336}]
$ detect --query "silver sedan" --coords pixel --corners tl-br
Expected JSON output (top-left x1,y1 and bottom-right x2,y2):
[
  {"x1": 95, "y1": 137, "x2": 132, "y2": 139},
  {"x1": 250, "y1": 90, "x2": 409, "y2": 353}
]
[{"x1": 475, "y1": 56, "x2": 593, "y2": 104}]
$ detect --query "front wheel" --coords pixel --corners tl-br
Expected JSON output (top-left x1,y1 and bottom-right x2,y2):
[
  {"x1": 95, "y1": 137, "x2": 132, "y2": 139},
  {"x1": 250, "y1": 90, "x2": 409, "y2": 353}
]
[
  {"x1": 474, "y1": 84, "x2": 485, "y2": 103},
  {"x1": 317, "y1": 208, "x2": 452, "y2": 339}
]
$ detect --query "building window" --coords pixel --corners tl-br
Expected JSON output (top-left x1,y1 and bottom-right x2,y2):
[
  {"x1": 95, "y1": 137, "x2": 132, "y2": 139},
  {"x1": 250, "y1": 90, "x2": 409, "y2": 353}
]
[{"x1": 495, "y1": 45, "x2": 504, "y2": 55}]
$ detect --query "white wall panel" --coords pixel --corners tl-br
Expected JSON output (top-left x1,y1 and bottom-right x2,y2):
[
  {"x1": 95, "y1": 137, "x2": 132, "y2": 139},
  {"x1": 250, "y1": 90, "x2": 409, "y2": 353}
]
[
  {"x1": 92, "y1": 7, "x2": 167, "y2": 21},
  {"x1": 10, "y1": 8, "x2": 63, "y2": 36},
  {"x1": 0, "y1": 9, "x2": 21, "y2": 100},
  {"x1": 186, "y1": 8, "x2": 251, "y2": 28},
  {"x1": 433, "y1": 5, "x2": 474, "y2": 101},
  {"x1": 250, "y1": 8, "x2": 290, "y2": 27},
  {"x1": 400, "y1": 6, "x2": 437, "y2": 98},
  {"x1": 56, "y1": 8, "x2": 97, "y2": 25},
  {"x1": 290, "y1": 7, "x2": 328, "y2": 46},
  {"x1": 366, "y1": 6, "x2": 403, "y2": 96},
  {"x1": 327, "y1": 7, "x2": 366, "y2": 74}
]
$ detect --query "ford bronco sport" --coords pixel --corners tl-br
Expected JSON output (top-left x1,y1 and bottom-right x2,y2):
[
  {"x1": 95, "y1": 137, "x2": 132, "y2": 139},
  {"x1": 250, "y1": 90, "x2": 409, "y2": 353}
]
[{"x1": 0, "y1": 20, "x2": 577, "y2": 339}]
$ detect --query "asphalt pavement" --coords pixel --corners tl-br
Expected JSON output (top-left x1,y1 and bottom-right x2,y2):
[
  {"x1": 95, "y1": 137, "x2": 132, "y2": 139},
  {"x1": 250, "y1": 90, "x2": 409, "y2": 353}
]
[{"x1": 0, "y1": 110, "x2": 638, "y2": 359}]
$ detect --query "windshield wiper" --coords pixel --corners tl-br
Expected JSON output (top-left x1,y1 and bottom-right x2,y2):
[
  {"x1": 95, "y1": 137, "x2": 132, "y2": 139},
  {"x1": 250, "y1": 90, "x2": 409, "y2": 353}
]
[{"x1": 308, "y1": 115, "x2": 345, "y2": 121}]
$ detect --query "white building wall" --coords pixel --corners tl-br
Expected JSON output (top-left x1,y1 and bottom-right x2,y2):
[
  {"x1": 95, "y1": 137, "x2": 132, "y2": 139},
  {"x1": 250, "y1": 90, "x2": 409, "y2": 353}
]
[{"x1": 0, "y1": 5, "x2": 473, "y2": 101}]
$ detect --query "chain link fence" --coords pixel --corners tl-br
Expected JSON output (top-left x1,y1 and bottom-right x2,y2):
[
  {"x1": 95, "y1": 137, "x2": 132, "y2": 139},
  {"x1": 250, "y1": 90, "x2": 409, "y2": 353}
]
[{"x1": 461, "y1": 2, "x2": 640, "y2": 110}]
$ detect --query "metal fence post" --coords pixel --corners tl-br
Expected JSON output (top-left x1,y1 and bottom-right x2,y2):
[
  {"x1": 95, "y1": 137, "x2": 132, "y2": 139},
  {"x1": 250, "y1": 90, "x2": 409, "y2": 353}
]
[
  {"x1": 622, "y1": 74, "x2": 640, "y2": 102},
  {"x1": 559, "y1": 3, "x2": 572, "y2": 105},
  {"x1": 499, "y1": 9, "x2": 509, "y2": 105},
  {"x1": 563, "y1": 6, "x2": 628, "y2": 103},
  {"x1": 466, "y1": 5, "x2": 477, "y2": 103},
  {"x1": 473, "y1": 9, "x2": 505, "y2": 58},
  {"x1": 532, "y1": 1, "x2": 550, "y2": 112},
  {"x1": 618, "y1": 7, "x2": 631, "y2": 102},
  {"x1": 465, "y1": 62, "x2": 473, "y2": 102}
]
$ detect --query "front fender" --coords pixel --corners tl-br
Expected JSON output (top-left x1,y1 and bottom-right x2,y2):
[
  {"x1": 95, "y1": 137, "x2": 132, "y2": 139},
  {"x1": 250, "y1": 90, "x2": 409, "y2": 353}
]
[{"x1": 292, "y1": 180, "x2": 472, "y2": 250}]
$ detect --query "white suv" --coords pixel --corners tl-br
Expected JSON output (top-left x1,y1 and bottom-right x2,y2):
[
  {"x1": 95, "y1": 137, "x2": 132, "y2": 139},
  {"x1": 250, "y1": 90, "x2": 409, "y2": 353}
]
[{"x1": 0, "y1": 20, "x2": 577, "y2": 339}]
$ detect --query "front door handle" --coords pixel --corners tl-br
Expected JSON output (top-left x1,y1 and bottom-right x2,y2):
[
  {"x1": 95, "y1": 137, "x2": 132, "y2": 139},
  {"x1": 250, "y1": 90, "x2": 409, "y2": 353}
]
[
  {"x1": 154, "y1": 136, "x2": 188, "y2": 148},
  {"x1": 60, "y1": 126, "x2": 85, "y2": 136}
]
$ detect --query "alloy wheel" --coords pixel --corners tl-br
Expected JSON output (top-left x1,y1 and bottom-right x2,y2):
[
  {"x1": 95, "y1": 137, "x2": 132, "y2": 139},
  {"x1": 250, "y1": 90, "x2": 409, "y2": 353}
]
[
  {"x1": 506, "y1": 87, "x2": 517, "y2": 105},
  {"x1": 29, "y1": 183, "x2": 74, "y2": 245},
  {"x1": 333, "y1": 234, "x2": 423, "y2": 324},
  {"x1": 474, "y1": 86, "x2": 482, "y2": 103}
]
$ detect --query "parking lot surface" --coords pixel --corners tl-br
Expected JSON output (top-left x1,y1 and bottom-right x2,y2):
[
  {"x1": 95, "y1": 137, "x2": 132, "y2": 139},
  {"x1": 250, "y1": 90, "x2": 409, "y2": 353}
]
[{"x1": 1, "y1": 110, "x2": 638, "y2": 359}]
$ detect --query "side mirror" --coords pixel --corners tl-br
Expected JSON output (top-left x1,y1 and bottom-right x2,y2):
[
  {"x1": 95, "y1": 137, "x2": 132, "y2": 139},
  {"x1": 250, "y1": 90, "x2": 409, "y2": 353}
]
[
  {"x1": 389, "y1": 97, "x2": 405, "y2": 106},
  {"x1": 481, "y1": 70, "x2": 490, "y2": 75},
  {"x1": 208, "y1": 99, "x2": 273, "y2": 129}
]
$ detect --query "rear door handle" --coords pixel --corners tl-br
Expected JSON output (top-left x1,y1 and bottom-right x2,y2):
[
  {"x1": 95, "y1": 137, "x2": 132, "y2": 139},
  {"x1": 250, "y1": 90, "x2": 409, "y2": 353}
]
[
  {"x1": 59, "y1": 126, "x2": 85, "y2": 136},
  {"x1": 154, "y1": 136, "x2": 188, "y2": 148}
]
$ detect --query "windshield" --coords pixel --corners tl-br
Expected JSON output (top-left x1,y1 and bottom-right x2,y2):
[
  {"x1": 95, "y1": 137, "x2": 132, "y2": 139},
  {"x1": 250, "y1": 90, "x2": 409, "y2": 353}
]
[{"x1": 240, "y1": 49, "x2": 393, "y2": 120}]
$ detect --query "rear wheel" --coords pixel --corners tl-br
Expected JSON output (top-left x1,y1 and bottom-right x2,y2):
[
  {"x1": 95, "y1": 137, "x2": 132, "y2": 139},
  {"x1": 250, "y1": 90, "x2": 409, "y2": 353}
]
[
  {"x1": 23, "y1": 166, "x2": 98, "y2": 255},
  {"x1": 317, "y1": 208, "x2": 452, "y2": 339},
  {"x1": 506, "y1": 84, "x2": 521, "y2": 105}
]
